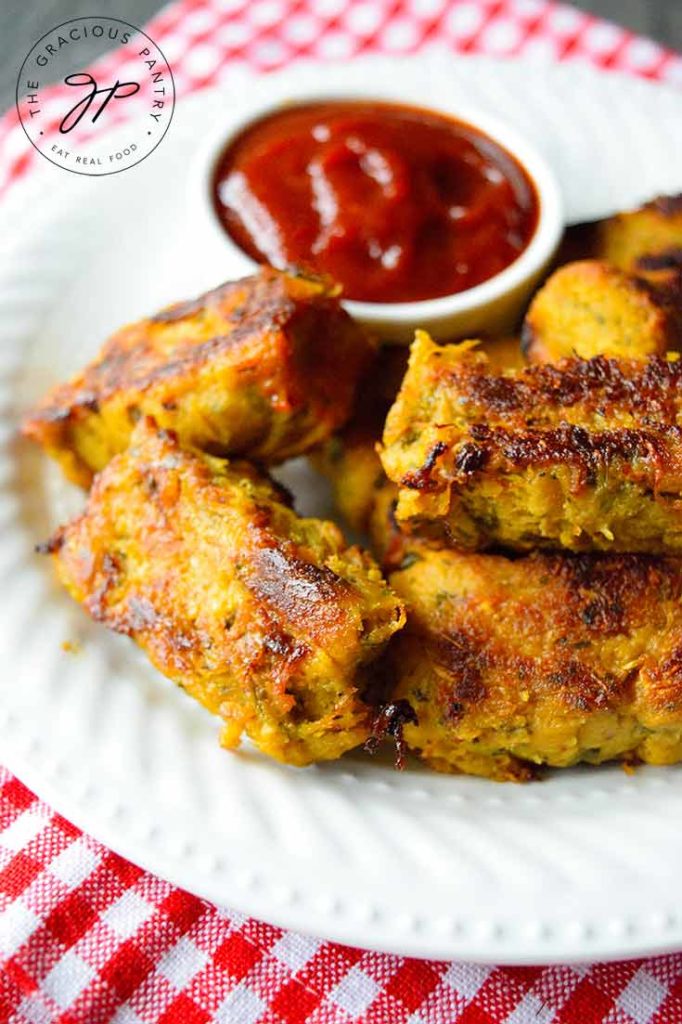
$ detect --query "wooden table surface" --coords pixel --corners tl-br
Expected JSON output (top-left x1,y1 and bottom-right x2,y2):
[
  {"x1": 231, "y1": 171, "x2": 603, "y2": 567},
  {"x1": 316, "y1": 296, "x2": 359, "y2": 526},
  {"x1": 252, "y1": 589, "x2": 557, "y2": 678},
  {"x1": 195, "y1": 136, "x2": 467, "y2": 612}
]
[{"x1": 1, "y1": 0, "x2": 680, "y2": 114}]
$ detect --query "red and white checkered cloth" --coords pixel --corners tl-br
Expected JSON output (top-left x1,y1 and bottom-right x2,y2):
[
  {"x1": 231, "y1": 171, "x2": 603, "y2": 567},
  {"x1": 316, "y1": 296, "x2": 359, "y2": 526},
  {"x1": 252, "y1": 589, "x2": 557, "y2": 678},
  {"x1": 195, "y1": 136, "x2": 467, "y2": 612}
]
[{"x1": 2, "y1": 2, "x2": 682, "y2": 1022}]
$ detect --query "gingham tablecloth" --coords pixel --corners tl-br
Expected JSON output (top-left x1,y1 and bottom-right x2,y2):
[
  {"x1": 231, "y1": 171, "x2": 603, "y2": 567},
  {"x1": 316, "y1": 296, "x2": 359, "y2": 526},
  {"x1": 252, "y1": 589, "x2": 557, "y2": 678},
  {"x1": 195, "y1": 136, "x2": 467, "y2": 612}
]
[{"x1": 2, "y1": 3, "x2": 682, "y2": 1022}]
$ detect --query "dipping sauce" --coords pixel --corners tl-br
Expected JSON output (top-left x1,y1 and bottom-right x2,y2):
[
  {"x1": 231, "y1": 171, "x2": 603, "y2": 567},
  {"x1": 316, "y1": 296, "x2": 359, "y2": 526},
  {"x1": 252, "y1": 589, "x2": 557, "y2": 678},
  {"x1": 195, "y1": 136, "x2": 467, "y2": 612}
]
[{"x1": 212, "y1": 100, "x2": 539, "y2": 305}]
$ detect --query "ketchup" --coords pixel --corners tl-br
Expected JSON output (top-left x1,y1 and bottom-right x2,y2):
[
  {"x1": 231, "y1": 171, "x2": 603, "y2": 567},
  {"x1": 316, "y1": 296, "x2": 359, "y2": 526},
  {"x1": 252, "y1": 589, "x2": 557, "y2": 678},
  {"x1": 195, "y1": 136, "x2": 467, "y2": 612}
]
[{"x1": 212, "y1": 101, "x2": 539, "y2": 305}]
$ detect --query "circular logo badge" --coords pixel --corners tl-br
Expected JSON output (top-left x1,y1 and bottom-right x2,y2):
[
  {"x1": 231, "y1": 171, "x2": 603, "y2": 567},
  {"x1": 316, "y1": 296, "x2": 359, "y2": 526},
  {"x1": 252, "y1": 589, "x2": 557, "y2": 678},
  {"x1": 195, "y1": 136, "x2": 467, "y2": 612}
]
[{"x1": 16, "y1": 17, "x2": 175, "y2": 176}]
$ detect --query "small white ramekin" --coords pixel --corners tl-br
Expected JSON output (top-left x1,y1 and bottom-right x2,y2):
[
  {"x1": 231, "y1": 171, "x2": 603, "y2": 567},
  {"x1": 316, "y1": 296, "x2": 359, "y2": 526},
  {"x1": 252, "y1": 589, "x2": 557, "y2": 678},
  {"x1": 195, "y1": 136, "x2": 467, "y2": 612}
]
[{"x1": 189, "y1": 88, "x2": 563, "y2": 343}]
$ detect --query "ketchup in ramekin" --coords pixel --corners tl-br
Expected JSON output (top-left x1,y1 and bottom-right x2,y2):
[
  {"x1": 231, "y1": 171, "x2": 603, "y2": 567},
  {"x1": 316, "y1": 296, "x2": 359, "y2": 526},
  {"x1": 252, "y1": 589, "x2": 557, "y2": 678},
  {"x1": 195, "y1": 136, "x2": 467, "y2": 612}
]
[{"x1": 211, "y1": 100, "x2": 539, "y2": 305}]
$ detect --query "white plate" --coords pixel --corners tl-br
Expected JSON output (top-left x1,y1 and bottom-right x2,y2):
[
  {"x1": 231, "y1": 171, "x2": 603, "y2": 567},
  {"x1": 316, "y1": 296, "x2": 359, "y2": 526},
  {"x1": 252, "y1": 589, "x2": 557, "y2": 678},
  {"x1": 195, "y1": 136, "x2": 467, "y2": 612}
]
[{"x1": 2, "y1": 56, "x2": 682, "y2": 965}]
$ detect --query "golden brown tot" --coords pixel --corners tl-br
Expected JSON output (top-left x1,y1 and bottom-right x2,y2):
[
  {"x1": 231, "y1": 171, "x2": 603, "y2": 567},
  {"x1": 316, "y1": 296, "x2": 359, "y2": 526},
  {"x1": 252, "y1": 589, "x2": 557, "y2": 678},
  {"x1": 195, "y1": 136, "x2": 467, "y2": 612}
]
[
  {"x1": 596, "y1": 194, "x2": 682, "y2": 273},
  {"x1": 23, "y1": 268, "x2": 372, "y2": 487},
  {"x1": 45, "y1": 419, "x2": 405, "y2": 766},
  {"x1": 385, "y1": 543, "x2": 682, "y2": 780},
  {"x1": 380, "y1": 331, "x2": 682, "y2": 554},
  {"x1": 522, "y1": 260, "x2": 682, "y2": 363}
]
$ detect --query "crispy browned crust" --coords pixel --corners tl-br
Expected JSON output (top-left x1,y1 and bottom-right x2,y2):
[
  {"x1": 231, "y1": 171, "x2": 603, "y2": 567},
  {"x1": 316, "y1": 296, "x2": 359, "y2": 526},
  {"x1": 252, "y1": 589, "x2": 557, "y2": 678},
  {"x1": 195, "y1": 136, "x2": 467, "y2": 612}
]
[
  {"x1": 385, "y1": 542, "x2": 682, "y2": 779},
  {"x1": 46, "y1": 418, "x2": 405, "y2": 766},
  {"x1": 312, "y1": 339, "x2": 525, "y2": 539},
  {"x1": 380, "y1": 332, "x2": 682, "y2": 553},
  {"x1": 23, "y1": 267, "x2": 372, "y2": 486}
]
